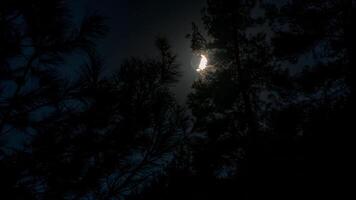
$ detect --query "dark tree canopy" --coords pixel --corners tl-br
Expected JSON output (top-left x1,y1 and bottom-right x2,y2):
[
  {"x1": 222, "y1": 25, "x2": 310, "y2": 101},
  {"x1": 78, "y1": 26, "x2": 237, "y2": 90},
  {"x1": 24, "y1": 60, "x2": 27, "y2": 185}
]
[
  {"x1": 131, "y1": 0, "x2": 353, "y2": 199},
  {"x1": 1, "y1": 1, "x2": 186, "y2": 199},
  {"x1": 1, "y1": 0, "x2": 353, "y2": 199}
]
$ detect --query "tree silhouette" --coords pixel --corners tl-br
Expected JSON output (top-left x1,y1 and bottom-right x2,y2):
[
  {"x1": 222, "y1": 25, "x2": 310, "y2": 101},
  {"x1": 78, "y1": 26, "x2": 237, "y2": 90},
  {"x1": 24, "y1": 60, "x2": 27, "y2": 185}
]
[
  {"x1": 132, "y1": 0, "x2": 352, "y2": 199},
  {"x1": 186, "y1": 0, "x2": 275, "y2": 197},
  {"x1": 1, "y1": 0, "x2": 352, "y2": 199},
  {"x1": 264, "y1": 0, "x2": 354, "y2": 198},
  {"x1": 0, "y1": 0, "x2": 107, "y2": 139},
  {"x1": 131, "y1": 0, "x2": 274, "y2": 199},
  {"x1": 1, "y1": 1, "x2": 186, "y2": 199},
  {"x1": 23, "y1": 39, "x2": 186, "y2": 199}
]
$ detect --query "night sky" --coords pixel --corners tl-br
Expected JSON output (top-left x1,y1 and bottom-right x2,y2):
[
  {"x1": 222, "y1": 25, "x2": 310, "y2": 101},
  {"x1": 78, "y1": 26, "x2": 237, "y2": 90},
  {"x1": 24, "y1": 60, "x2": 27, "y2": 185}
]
[{"x1": 72, "y1": 0, "x2": 206, "y2": 103}]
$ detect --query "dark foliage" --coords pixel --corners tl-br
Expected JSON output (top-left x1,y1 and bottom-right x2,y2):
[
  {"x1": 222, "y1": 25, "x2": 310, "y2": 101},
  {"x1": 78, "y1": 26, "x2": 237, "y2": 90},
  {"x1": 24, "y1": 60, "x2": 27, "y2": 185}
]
[
  {"x1": 1, "y1": 0, "x2": 353, "y2": 199},
  {"x1": 131, "y1": 0, "x2": 353, "y2": 199},
  {"x1": 1, "y1": 1, "x2": 186, "y2": 199}
]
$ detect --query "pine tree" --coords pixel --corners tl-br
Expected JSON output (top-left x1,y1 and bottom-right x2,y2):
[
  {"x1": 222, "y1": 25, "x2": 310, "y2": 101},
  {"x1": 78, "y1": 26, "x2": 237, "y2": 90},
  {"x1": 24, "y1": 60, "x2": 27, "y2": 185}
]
[
  {"x1": 1, "y1": 1, "x2": 187, "y2": 199},
  {"x1": 187, "y1": 0, "x2": 273, "y2": 179},
  {"x1": 265, "y1": 0, "x2": 354, "y2": 198}
]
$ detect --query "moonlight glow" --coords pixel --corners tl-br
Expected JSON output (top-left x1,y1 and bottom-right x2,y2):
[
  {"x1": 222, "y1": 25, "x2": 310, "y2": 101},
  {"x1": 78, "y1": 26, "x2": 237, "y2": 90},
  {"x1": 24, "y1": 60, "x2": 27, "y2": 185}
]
[{"x1": 197, "y1": 54, "x2": 208, "y2": 72}]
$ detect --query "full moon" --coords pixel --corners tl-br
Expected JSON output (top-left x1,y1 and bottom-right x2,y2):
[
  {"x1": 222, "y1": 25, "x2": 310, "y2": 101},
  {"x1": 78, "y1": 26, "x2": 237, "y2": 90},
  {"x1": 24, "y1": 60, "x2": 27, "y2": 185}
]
[{"x1": 197, "y1": 54, "x2": 208, "y2": 72}]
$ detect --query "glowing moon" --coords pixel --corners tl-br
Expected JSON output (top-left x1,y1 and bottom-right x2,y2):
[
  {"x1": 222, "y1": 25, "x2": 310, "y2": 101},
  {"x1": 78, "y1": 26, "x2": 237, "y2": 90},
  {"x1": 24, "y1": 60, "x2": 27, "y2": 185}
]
[{"x1": 197, "y1": 54, "x2": 208, "y2": 72}]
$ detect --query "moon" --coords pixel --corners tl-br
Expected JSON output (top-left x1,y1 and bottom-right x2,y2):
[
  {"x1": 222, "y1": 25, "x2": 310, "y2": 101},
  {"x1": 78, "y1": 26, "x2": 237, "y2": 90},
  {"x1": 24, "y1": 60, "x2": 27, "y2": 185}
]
[{"x1": 197, "y1": 55, "x2": 208, "y2": 72}]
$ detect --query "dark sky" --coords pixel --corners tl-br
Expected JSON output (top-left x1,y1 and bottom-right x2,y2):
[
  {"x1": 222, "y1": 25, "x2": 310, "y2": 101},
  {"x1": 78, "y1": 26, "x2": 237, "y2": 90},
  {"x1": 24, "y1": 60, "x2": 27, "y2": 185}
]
[{"x1": 71, "y1": 0, "x2": 206, "y2": 103}]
